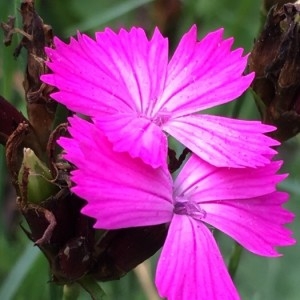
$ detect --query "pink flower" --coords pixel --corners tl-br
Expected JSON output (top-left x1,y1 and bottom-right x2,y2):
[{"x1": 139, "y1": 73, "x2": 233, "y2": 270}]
[
  {"x1": 42, "y1": 26, "x2": 278, "y2": 169},
  {"x1": 59, "y1": 116, "x2": 295, "y2": 300}
]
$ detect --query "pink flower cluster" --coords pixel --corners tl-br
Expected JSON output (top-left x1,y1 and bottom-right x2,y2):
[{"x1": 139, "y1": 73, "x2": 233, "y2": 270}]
[{"x1": 42, "y1": 26, "x2": 295, "y2": 299}]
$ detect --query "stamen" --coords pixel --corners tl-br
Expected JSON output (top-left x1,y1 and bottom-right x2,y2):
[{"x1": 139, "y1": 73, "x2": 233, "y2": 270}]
[
  {"x1": 137, "y1": 108, "x2": 171, "y2": 126},
  {"x1": 152, "y1": 108, "x2": 172, "y2": 126},
  {"x1": 174, "y1": 199, "x2": 207, "y2": 220}
]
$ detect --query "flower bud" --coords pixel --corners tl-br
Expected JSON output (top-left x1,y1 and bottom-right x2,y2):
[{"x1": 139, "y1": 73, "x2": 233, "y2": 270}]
[
  {"x1": 18, "y1": 148, "x2": 57, "y2": 203},
  {"x1": 249, "y1": 3, "x2": 300, "y2": 141},
  {"x1": 263, "y1": 0, "x2": 296, "y2": 13}
]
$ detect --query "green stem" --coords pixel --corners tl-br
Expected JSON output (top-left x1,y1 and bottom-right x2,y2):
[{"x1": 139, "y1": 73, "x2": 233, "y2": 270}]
[
  {"x1": 228, "y1": 242, "x2": 243, "y2": 280},
  {"x1": 77, "y1": 276, "x2": 105, "y2": 300},
  {"x1": 62, "y1": 284, "x2": 80, "y2": 300}
]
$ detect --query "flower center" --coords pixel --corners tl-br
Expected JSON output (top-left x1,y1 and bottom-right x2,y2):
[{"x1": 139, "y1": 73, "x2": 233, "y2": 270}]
[
  {"x1": 152, "y1": 108, "x2": 172, "y2": 126},
  {"x1": 173, "y1": 198, "x2": 207, "y2": 221},
  {"x1": 141, "y1": 107, "x2": 171, "y2": 127}
]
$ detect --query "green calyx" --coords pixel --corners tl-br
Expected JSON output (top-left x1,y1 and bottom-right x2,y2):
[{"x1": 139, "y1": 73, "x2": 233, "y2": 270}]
[{"x1": 18, "y1": 148, "x2": 58, "y2": 203}]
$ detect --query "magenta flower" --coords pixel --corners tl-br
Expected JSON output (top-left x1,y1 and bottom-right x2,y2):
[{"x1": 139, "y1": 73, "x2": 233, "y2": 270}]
[
  {"x1": 59, "y1": 116, "x2": 295, "y2": 300},
  {"x1": 42, "y1": 26, "x2": 278, "y2": 169}
]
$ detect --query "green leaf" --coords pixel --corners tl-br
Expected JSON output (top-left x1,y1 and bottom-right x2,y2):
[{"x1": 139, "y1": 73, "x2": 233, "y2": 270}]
[
  {"x1": 64, "y1": 0, "x2": 154, "y2": 35},
  {"x1": 0, "y1": 243, "x2": 40, "y2": 300}
]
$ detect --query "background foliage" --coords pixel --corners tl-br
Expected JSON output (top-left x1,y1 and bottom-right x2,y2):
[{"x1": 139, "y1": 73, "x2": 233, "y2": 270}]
[{"x1": 0, "y1": 0, "x2": 299, "y2": 299}]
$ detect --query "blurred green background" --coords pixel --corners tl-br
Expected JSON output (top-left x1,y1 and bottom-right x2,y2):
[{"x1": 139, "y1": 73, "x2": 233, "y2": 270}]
[{"x1": 1, "y1": 0, "x2": 300, "y2": 299}]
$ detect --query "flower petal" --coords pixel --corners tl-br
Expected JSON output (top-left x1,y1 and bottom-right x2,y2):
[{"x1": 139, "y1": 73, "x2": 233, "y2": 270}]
[
  {"x1": 202, "y1": 192, "x2": 295, "y2": 256},
  {"x1": 173, "y1": 155, "x2": 295, "y2": 256},
  {"x1": 94, "y1": 114, "x2": 168, "y2": 169},
  {"x1": 42, "y1": 35, "x2": 131, "y2": 115},
  {"x1": 174, "y1": 154, "x2": 285, "y2": 201},
  {"x1": 58, "y1": 116, "x2": 173, "y2": 229},
  {"x1": 155, "y1": 26, "x2": 253, "y2": 116},
  {"x1": 156, "y1": 214, "x2": 239, "y2": 300},
  {"x1": 41, "y1": 27, "x2": 168, "y2": 117},
  {"x1": 163, "y1": 114, "x2": 278, "y2": 168}
]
